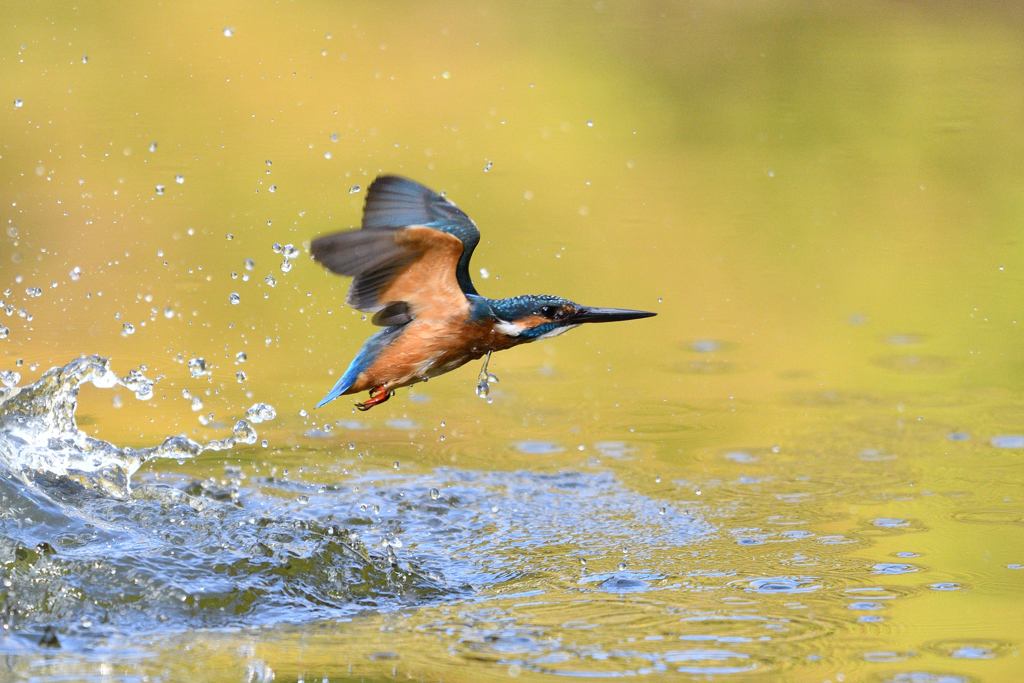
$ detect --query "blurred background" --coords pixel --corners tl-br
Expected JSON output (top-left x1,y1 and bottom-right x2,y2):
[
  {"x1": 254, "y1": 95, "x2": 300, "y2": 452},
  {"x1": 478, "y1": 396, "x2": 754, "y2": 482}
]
[{"x1": 2, "y1": 1, "x2": 1024, "y2": 681}]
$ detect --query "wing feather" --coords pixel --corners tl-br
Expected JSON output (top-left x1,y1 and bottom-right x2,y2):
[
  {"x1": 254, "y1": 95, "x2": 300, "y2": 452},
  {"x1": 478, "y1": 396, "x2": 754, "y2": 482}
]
[
  {"x1": 311, "y1": 175, "x2": 480, "y2": 323},
  {"x1": 310, "y1": 229, "x2": 419, "y2": 312},
  {"x1": 310, "y1": 225, "x2": 468, "y2": 322},
  {"x1": 362, "y1": 176, "x2": 480, "y2": 295}
]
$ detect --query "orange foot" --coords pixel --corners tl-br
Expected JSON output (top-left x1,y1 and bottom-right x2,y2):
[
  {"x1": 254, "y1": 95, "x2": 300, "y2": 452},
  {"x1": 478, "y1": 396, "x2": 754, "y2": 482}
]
[{"x1": 355, "y1": 385, "x2": 394, "y2": 411}]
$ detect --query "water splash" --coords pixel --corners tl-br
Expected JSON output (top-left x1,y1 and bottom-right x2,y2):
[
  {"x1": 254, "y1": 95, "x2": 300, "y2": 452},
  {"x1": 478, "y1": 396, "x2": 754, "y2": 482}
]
[
  {"x1": 0, "y1": 356, "x2": 264, "y2": 498},
  {"x1": 475, "y1": 350, "x2": 499, "y2": 399}
]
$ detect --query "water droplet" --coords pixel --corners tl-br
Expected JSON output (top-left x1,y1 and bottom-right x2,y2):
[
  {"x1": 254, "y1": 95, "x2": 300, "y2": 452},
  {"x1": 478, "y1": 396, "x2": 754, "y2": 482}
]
[
  {"x1": 349, "y1": 185, "x2": 361, "y2": 194},
  {"x1": 280, "y1": 260, "x2": 292, "y2": 273},
  {"x1": 243, "y1": 259, "x2": 254, "y2": 271},
  {"x1": 324, "y1": 151, "x2": 332, "y2": 159},
  {"x1": 393, "y1": 461, "x2": 399, "y2": 469},
  {"x1": 0, "y1": 327, "x2": 9, "y2": 339},
  {"x1": 0, "y1": 371, "x2": 20, "y2": 388},
  {"x1": 25, "y1": 287, "x2": 41, "y2": 298},
  {"x1": 261, "y1": 439, "x2": 268, "y2": 448},
  {"x1": 149, "y1": 141, "x2": 157, "y2": 152},
  {"x1": 236, "y1": 371, "x2": 246, "y2": 383},
  {"x1": 82, "y1": 55, "x2": 88, "y2": 64},
  {"x1": 163, "y1": 306, "x2": 174, "y2": 319},
  {"x1": 587, "y1": 120, "x2": 593, "y2": 127},
  {"x1": 429, "y1": 488, "x2": 440, "y2": 500},
  {"x1": 13, "y1": 99, "x2": 23, "y2": 108},
  {"x1": 579, "y1": 557, "x2": 587, "y2": 566},
  {"x1": 272, "y1": 243, "x2": 282, "y2": 254},
  {"x1": 229, "y1": 293, "x2": 240, "y2": 305},
  {"x1": 269, "y1": 185, "x2": 276, "y2": 193},
  {"x1": 442, "y1": 71, "x2": 451, "y2": 79},
  {"x1": 191, "y1": 396, "x2": 203, "y2": 411},
  {"x1": 155, "y1": 184, "x2": 165, "y2": 195},
  {"x1": 223, "y1": 27, "x2": 234, "y2": 37},
  {"x1": 659, "y1": 507, "x2": 666, "y2": 515},
  {"x1": 245, "y1": 403, "x2": 276, "y2": 423},
  {"x1": 175, "y1": 174, "x2": 184, "y2": 184},
  {"x1": 122, "y1": 323, "x2": 135, "y2": 335},
  {"x1": 232, "y1": 420, "x2": 257, "y2": 445},
  {"x1": 69, "y1": 266, "x2": 82, "y2": 281},
  {"x1": 112, "y1": 395, "x2": 122, "y2": 408},
  {"x1": 283, "y1": 244, "x2": 299, "y2": 259},
  {"x1": 655, "y1": 475, "x2": 661, "y2": 483},
  {"x1": 617, "y1": 561, "x2": 627, "y2": 571},
  {"x1": 299, "y1": 409, "x2": 308, "y2": 417},
  {"x1": 331, "y1": 132, "x2": 339, "y2": 142},
  {"x1": 236, "y1": 351, "x2": 247, "y2": 363},
  {"x1": 188, "y1": 357, "x2": 208, "y2": 378},
  {"x1": 265, "y1": 275, "x2": 276, "y2": 287},
  {"x1": 230, "y1": 271, "x2": 238, "y2": 280}
]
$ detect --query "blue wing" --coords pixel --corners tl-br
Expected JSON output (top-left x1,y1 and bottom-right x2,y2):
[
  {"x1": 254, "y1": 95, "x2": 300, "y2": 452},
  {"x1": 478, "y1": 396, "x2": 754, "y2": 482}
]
[
  {"x1": 361, "y1": 176, "x2": 480, "y2": 297},
  {"x1": 315, "y1": 325, "x2": 405, "y2": 407},
  {"x1": 311, "y1": 176, "x2": 480, "y2": 319}
]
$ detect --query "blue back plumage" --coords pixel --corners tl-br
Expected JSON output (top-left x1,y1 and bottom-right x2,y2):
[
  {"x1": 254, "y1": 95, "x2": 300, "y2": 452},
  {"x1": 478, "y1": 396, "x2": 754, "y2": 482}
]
[{"x1": 315, "y1": 325, "x2": 405, "y2": 407}]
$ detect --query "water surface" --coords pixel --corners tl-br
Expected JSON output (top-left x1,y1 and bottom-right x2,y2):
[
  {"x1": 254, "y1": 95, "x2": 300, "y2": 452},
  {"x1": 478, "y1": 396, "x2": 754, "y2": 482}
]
[{"x1": 1, "y1": 2, "x2": 1024, "y2": 681}]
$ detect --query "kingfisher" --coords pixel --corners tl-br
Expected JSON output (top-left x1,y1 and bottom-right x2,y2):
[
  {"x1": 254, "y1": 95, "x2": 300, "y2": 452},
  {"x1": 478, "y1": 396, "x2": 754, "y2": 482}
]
[{"x1": 310, "y1": 175, "x2": 655, "y2": 410}]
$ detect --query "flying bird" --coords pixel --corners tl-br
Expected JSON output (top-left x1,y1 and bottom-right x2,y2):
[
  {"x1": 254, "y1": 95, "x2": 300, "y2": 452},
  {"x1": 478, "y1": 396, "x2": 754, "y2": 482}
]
[{"x1": 310, "y1": 175, "x2": 655, "y2": 410}]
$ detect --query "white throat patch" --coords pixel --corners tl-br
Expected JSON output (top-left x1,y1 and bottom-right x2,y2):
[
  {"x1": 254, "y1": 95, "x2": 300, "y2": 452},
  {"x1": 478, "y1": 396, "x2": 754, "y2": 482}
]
[{"x1": 493, "y1": 320, "x2": 522, "y2": 337}]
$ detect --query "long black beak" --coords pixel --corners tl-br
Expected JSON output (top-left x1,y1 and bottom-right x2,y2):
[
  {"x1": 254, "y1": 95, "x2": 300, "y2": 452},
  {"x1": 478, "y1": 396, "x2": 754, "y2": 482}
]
[{"x1": 567, "y1": 306, "x2": 657, "y2": 324}]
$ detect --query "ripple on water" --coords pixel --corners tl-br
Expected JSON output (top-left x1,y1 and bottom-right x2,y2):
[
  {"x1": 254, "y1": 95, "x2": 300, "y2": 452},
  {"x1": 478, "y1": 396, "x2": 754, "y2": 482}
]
[
  {"x1": 873, "y1": 355, "x2": 956, "y2": 374},
  {"x1": 990, "y1": 435, "x2": 1024, "y2": 448},
  {"x1": 592, "y1": 441, "x2": 636, "y2": 458},
  {"x1": 686, "y1": 339, "x2": 726, "y2": 353},
  {"x1": 385, "y1": 419, "x2": 419, "y2": 430},
  {"x1": 924, "y1": 638, "x2": 1013, "y2": 660},
  {"x1": 873, "y1": 673, "x2": 974, "y2": 683},
  {"x1": 671, "y1": 359, "x2": 736, "y2": 375},
  {"x1": 952, "y1": 509, "x2": 1024, "y2": 525},
  {"x1": 864, "y1": 650, "x2": 917, "y2": 662},
  {"x1": 730, "y1": 576, "x2": 824, "y2": 595},
  {"x1": 334, "y1": 419, "x2": 370, "y2": 430},
  {"x1": 579, "y1": 571, "x2": 657, "y2": 594},
  {"x1": 872, "y1": 563, "x2": 919, "y2": 575},
  {"x1": 429, "y1": 596, "x2": 842, "y2": 679},
  {"x1": 857, "y1": 517, "x2": 929, "y2": 537},
  {"x1": 513, "y1": 440, "x2": 564, "y2": 454},
  {"x1": 725, "y1": 451, "x2": 757, "y2": 463}
]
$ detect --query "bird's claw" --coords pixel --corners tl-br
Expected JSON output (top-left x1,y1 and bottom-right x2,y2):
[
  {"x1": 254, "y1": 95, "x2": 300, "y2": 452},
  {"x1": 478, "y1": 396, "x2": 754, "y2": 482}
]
[{"x1": 355, "y1": 385, "x2": 394, "y2": 411}]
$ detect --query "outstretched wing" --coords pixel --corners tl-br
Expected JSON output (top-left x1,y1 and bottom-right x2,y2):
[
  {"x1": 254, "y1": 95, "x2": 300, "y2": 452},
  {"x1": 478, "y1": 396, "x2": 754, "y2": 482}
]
[
  {"x1": 361, "y1": 176, "x2": 480, "y2": 297},
  {"x1": 311, "y1": 176, "x2": 479, "y2": 325}
]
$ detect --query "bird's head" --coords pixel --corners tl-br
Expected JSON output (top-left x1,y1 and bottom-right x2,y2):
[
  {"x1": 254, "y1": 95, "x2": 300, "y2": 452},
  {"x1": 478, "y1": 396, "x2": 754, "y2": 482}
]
[{"x1": 487, "y1": 295, "x2": 655, "y2": 343}]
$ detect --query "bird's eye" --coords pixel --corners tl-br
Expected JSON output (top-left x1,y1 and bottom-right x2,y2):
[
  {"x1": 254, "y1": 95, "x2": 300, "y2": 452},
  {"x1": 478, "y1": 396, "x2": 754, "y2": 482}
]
[{"x1": 539, "y1": 305, "x2": 558, "y2": 318}]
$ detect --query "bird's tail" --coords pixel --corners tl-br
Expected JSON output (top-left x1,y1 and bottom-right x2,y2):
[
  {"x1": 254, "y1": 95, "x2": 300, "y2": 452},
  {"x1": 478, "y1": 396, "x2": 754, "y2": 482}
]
[{"x1": 315, "y1": 377, "x2": 355, "y2": 408}]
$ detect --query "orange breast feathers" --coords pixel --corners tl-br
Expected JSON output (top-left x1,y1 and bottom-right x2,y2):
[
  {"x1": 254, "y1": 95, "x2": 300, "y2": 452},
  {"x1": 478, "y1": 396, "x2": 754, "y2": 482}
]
[
  {"x1": 344, "y1": 225, "x2": 484, "y2": 393},
  {"x1": 346, "y1": 317, "x2": 494, "y2": 393}
]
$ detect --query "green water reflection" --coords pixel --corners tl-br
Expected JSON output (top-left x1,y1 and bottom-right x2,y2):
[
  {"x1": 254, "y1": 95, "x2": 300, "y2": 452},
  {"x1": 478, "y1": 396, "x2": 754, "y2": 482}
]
[{"x1": 2, "y1": 1, "x2": 1024, "y2": 681}]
